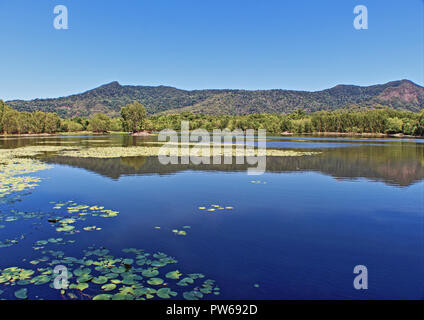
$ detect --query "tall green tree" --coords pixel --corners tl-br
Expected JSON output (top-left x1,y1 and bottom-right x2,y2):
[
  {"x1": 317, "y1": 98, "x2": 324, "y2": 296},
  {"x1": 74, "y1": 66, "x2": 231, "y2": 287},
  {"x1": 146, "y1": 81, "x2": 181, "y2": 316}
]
[
  {"x1": 62, "y1": 120, "x2": 83, "y2": 132},
  {"x1": 44, "y1": 113, "x2": 62, "y2": 133},
  {"x1": 120, "y1": 101, "x2": 147, "y2": 133},
  {"x1": 18, "y1": 112, "x2": 33, "y2": 133},
  {"x1": 110, "y1": 117, "x2": 124, "y2": 132},
  {"x1": 31, "y1": 111, "x2": 47, "y2": 133},
  {"x1": 2, "y1": 108, "x2": 20, "y2": 133},
  {"x1": 0, "y1": 100, "x2": 7, "y2": 132},
  {"x1": 88, "y1": 113, "x2": 111, "y2": 133},
  {"x1": 385, "y1": 117, "x2": 403, "y2": 134}
]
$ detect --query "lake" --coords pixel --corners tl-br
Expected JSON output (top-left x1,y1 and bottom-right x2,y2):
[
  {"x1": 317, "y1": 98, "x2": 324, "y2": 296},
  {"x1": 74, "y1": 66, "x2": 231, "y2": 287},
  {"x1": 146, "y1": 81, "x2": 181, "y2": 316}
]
[{"x1": 0, "y1": 134, "x2": 423, "y2": 300}]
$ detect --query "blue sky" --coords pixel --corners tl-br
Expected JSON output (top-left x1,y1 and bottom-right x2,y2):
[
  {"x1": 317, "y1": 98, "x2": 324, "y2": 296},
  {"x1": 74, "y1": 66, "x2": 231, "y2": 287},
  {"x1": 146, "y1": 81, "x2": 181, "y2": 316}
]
[{"x1": 0, "y1": 0, "x2": 422, "y2": 100}]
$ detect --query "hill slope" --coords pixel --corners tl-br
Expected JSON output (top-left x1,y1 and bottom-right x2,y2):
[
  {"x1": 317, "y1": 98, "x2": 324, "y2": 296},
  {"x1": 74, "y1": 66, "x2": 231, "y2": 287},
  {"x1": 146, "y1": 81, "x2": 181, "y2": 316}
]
[{"x1": 6, "y1": 80, "x2": 424, "y2": 118}]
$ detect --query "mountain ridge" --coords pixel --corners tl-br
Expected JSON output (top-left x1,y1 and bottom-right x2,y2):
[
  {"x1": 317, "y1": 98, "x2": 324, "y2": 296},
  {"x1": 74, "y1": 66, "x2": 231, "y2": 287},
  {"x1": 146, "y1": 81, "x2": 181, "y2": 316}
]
[{"x1": 6, "y1": 79, "x2": 424, "y2": 118}]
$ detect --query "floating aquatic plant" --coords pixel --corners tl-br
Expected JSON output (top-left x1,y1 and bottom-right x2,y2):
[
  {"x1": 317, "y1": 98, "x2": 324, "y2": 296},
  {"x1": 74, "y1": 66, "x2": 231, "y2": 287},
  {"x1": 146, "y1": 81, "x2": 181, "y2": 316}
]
[
  {"x1": 0, "y1": 267, "x2": 34, "y2": 285},
  {"x1": 198, "y1": 204, "x2": 234, "y2": 213},
  {"x1": 14, "y1": 288, "x2": 28, "y2": 299},
  {"x1": 47, "y1": 201, "x2": 119, "y2": 235},
  {"x1": 8, "y1": 144, "x2": 319, "y2": 159},
  {"x1": 147, "y1": 277, "x2": 164, "y2": 286},
  {"x1": 0, "y1": 234, "x2": 25, "y2": 248},
  {"x1": 0, "y1": 241, "x2": 219, "y2": 300},
  {"x1": 165, "y1": 270, "x2": 182, "y2": 280},
  {"x1": 0, "y1": 157, "x2": 51, "y2": 199},
  {"x1": 156, "y1": 287, "x2": 177, "y2": 299},
  {"x1": 172, "y1": 229, "x2": 187, "y2": 236},
  {"x1": 0, "y1": 147, "x2": 73, "y2": 200},
  {"x1": 250, "y1": 180, "x2": 267, "y2": 184},
  {"x1": 155, "y1": 225, "x2": 191, "y2": 236},
  {"x1": 177, "y1": 277, "x2": 194, "y2": 286}
]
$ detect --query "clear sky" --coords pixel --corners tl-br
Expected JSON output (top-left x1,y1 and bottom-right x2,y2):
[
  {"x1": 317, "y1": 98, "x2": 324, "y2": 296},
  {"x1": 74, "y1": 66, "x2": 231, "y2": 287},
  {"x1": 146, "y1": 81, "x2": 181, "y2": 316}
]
[{"x1": 0, "y1": 0, "x2": 422, "y2": 100}]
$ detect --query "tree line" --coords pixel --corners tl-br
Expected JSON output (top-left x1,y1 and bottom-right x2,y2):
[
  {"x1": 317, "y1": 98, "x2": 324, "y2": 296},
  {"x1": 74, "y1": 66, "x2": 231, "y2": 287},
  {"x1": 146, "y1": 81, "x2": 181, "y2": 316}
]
[{"x1": 1, "y1": 100, "x2": 423, "y2": 136}]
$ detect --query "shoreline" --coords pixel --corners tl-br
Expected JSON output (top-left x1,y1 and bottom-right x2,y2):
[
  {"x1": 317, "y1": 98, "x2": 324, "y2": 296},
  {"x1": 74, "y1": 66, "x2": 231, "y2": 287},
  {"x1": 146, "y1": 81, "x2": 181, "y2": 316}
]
[
  {"x1": 292, "y1": 132, "x2": 420, "y2": 138},
  {"x1": 0, "y1": 131, "x2": 421, "y2": 139}
]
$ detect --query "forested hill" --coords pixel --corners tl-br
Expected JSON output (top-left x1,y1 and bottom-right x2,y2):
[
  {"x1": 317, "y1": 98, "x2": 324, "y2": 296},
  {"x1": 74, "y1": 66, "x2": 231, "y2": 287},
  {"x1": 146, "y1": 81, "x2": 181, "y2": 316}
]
[{"x1": 6, "y1": 79, "x2": 424, "y2": 118}]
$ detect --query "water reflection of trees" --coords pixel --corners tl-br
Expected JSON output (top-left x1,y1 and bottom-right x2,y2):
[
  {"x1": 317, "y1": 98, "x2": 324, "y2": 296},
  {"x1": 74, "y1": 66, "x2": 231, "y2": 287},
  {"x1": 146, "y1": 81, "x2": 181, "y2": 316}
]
[{"x1": 43, "y1": 144, "x2": 424, "y2": 187}]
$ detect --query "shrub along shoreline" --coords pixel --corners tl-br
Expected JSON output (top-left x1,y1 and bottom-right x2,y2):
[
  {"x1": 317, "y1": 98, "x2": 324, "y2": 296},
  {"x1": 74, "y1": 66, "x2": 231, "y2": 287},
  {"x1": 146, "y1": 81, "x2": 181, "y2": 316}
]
[{"x1": 1, "y1": 100, "x2": 423, "y2": 136}]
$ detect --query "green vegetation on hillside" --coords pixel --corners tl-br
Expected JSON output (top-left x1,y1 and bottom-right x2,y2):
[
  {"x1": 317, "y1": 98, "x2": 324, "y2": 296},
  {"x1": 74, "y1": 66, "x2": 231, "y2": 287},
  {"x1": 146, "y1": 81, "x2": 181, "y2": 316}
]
[
  {"x1": 1, "y1": 100, "x2": 423, "y2": 136},
  {"x1": 6, "y1": 80, "x2": 424, "y2": 118}
]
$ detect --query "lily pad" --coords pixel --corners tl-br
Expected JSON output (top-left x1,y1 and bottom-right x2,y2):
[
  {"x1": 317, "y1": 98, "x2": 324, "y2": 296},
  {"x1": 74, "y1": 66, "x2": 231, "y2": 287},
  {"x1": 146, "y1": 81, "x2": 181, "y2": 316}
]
[
  {"x1": 92, "y1": 276, "x2": 108, "y2": 284},
  {"x1": 14, "y1": 288, "x2": 28, "y2": 299},
  {"x1": 147, "y1": 277, "x2": 164, "y2": 285},
  {"x1": 101, "y1": 283, "x2": 117, "y2": 291},
  {"x1": 183, "y1": 290, "x2": 203, "y2": 300},
  {"x1": 93, "y1": 294, "x2": 111, "y2": 300},
  {"x1": 142, "y1": 268, "x2": 159, "y2": 277},
  {"x1": 177, "y1": 277, "x2": 194, "y2": 286},
  {"x1": 165, "y1": 270, "x2": 182, "y2": 280},
  {"x1": 157, "y1": 288, "x2": 177, "y2": 299}
]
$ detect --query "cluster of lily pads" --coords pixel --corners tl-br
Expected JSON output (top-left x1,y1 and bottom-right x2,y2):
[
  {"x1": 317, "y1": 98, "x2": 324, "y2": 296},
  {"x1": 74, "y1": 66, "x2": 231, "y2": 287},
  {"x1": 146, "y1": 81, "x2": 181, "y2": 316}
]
[
  {"x1": 0, "y1": 147, "x2": 86, "y2": 201},
  {"x1": 0, "y1": 144, "x2": 320, "y2": 159},
  {"x1": 32, "y1": 238, "x2": 75, "y2": 251},
  {"x1": 0, "y1": 148, "x2": 55, "y2": 249},
  {"x1": 250, "y1": 180, "x2": 267, "y2": 184},
  {"x1": 0, "y1": 202, "x2": 58, "y2": 250},
  {"x1": 0, "y1": 234, "x2": 25, "y2": 249},
  {"x1": 0, "y1": 244, "x2": 220, "y2": 300},
  {"x1": 172, "y1": 226, "x2": 191, "y2": 236},
  {"x1": 0, "y1": 154, "x2": 51, "y2": 199},
  {"x1": 0, "y1": 145, "x2": 223, "y2": 300},
  {"x1": 49, "y1": 201, "x2": 118, "y2": 234},
  {"x1": 1, "y1": 208, "x2": 49, "y2": 223},
  {"x1": 198, "y1": 205, "x2": 234, "y2": 212},
  {"x1": 0, "y1": 205, "x2": 85, "y2": 250},
  {"x1": 154, "y1": 226, "x2": 191, "y2": 236}
]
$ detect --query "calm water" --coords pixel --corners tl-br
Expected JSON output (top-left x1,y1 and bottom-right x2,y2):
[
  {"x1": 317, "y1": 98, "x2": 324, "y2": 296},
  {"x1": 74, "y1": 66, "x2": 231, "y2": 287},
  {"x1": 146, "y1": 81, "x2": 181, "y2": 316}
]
[{"x1": 1, "y1": 134, "x2": 423, "y2": 299}]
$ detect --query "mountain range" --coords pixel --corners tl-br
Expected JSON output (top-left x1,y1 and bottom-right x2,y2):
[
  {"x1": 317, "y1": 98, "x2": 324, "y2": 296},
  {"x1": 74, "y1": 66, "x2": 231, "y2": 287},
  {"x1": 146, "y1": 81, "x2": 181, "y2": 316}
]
[{"x1": 6, "y1": 79, "x2": 424, "y2": 118}]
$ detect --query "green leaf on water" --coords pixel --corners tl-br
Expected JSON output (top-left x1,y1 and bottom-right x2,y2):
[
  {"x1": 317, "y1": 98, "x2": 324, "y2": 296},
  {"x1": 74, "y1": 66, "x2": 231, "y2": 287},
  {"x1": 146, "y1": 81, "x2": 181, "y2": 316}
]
[
  {"x1": 165, "y1": 270, "x2": 182, "y2": 280},
  {"x1": 177, "y1": 277, "x2": 194, "y2": 286},
  {"x1": 73, "y1": 268, "x2": 91, "y2": 277},
  {"x1": 111, "y1": 266, "x2": 126, "y2": 274},
  {"x1": 111, "y1": 293, "x2": 130, "y2": 300},
  {"x1": 157, "y1": 288, "x2": 177, "y2": 299},
  {"x1": 101, "y1": 283, "x2": 116, "y2": 291},
  {"x1": 93, "y1": 294, "x2": 111, "y2": 300},
  {"x1": 14, "y1": 288, "x2": 27, "y2": 299},
  {"x1": 142, "y1": 268, "x2": 159, "y2": 277},
  {"x1": 183, "y1": 290, "x2": 203, "y2": 300},
  {"x1": 92, "y1": 276, "x2": 108, "y2": 284},
  {"x1": 122, "y1": 258, "x2": 134, "y2": 265},
  {"x1": 147, "y1": 277, "x2": 164, "y2": 285}
]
